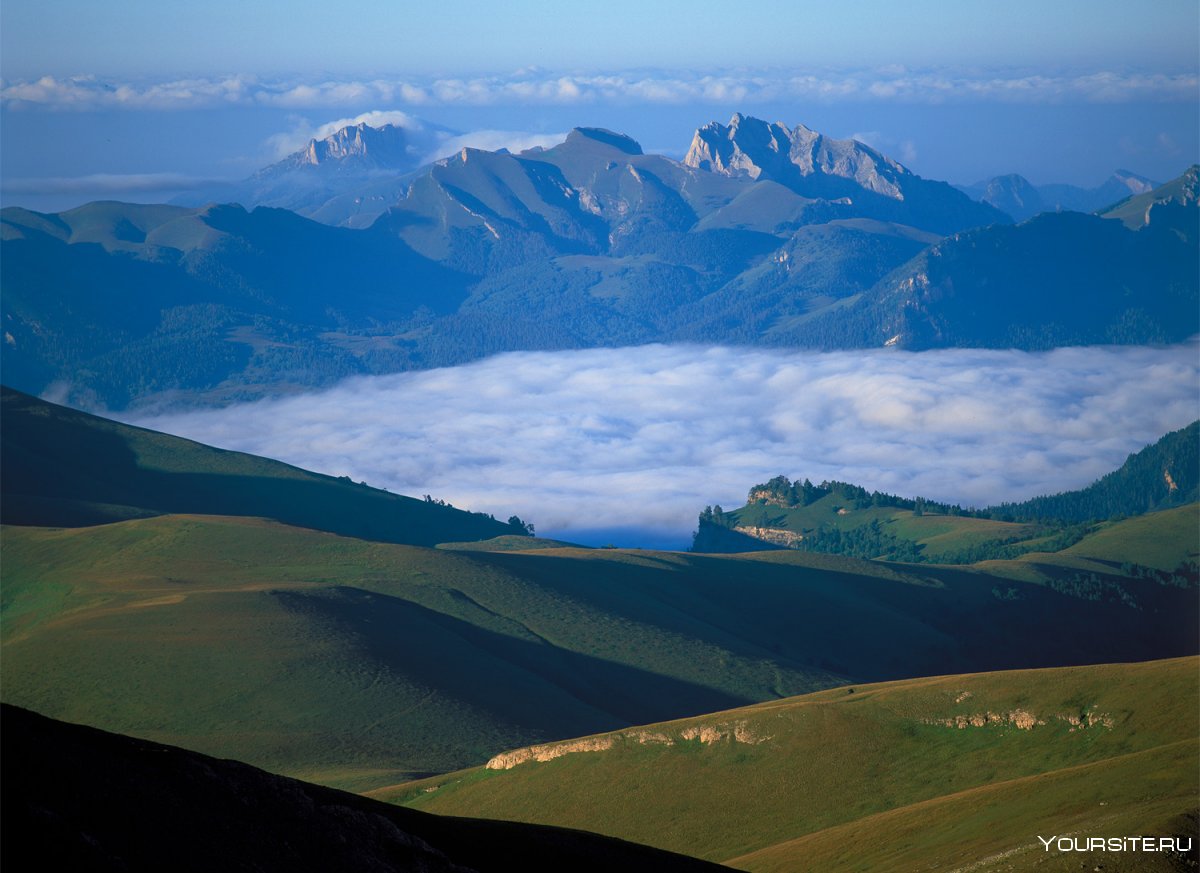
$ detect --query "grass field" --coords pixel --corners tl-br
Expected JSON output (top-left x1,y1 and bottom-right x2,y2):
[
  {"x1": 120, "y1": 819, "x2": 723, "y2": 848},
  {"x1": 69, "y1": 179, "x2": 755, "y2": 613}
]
[
  {"x1": 379, "y1": 658, "x2": 1199, "y2": 871},
  {"x1": 3, "y1": 510, "x2": 1196, "y2": 793}
]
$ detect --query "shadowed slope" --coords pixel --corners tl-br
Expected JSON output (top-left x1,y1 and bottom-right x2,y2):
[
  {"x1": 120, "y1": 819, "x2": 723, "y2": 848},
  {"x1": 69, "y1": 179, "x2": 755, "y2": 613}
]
[
  {"x1": 0, "y1": 386, "x2": 511, "y2": 546},
  {"x1": 1, "y1": 704, "x2": 731, "y2": 873}
]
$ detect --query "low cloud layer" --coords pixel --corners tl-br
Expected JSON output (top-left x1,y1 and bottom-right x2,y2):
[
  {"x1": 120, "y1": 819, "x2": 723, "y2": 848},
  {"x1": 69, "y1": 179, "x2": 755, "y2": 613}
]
[
  {"x1": 129, "y1": 343, "x2": 1199, "y2": 547},
  {"x1": 0, "y1": 171, "x2": 220, "y2": 196},
  {"x1": 5, "y1": 68, "x2": 1196, "y2": 111}
]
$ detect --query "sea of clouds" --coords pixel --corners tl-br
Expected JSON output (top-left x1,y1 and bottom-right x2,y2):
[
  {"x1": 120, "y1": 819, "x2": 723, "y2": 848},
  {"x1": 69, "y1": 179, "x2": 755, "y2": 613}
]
[
  {"x1": 4, "y1": 68, "x2": 1195, "y2": 111},
  {"x1": 130, "y1": 343, "x2": 1200, "y2": 548}
]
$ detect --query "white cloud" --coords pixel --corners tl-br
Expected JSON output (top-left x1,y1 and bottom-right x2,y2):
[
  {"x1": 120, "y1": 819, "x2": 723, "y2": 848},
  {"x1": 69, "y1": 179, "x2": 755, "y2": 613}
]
[
  {"x1": 263, "y1": 109, "x2": 567, "y2": 165},
  {"x1": 849, "y1": 131, "x2": 918, "y2": 167},
  {"x1": 126, "y1": 343, "x2": 1200, "y2": 547},
  {"x1": 4, "y1": 68, "x2": 1196, "y2": 112},
  {"x1": 1, "y1": 172, "x2": 220, "y2": 195},
  {"x1": 423, "y1": 130, "x2": 568, "y2": 164}
]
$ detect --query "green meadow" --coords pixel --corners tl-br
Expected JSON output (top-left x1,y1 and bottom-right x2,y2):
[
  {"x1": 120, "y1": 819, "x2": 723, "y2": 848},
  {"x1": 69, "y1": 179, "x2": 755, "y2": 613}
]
[
  {"x1": 381, "y1": 657, "x2": 1199, "y2": 871},
  {"x1": 3, "y1": 507, "x2": 1196, "y2": 791}
]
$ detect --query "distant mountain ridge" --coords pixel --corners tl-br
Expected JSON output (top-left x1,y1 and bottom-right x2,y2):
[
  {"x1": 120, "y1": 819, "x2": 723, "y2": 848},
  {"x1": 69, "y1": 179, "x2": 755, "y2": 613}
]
[
  {"x1": 175, "y1": 120, "x2": 452, "y2": 226},
  {"x1": 686, "y1": 114, "x2": 910, "y2": 196},
  {"x1": 957, "y1": 169, "x2": 1160, "y2": 222},
  {"x1": 2, "y1": 118, "x2": 1194, "y2": 410},
  {"x1": 789, "y1": 168, "x2": 1199, "y2": 350}
]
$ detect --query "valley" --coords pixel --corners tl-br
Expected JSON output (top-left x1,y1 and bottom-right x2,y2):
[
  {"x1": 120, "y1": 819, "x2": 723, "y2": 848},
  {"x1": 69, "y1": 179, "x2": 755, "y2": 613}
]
[{"x1": 2, "y1": 72, "x2": 1197, "y2": 869}]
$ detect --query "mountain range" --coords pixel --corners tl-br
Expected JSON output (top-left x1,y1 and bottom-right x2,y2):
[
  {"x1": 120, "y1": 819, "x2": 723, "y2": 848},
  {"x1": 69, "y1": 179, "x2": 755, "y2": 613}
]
[
  {"x1": 174, "y1": 120, "x2": 454, "y2": 227},
  {"x1": 957, "y1": 169, "x2": 1160, "y2": 222},
  {"x1": 2, "y1": 107, "x2": 1196, "y2": 871},
  {"x1": 3, "y1": 116, "x2": 1194, "y2": 410}
]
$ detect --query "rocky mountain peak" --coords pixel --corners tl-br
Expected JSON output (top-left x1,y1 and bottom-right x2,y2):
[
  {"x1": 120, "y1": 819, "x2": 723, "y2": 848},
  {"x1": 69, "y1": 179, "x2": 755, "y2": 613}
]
[
  {"x1": 684, "y1": 114, "x2": 909, "y2": 200},
  {"x1": 271, "y1": 123, "x2": 416, "y2": 174},
  {"x1": 1110, "y1": 169, "x2": 1157, "y2": 196}
]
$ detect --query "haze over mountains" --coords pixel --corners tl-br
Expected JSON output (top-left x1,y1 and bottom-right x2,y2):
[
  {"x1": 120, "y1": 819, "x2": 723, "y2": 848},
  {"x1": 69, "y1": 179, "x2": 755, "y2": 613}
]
[
  {"x1": 2, "y1": 115, "x2": 1196, "y2": 411},
  {"x1": 957, "y1": 169, "x2": 1160, "y2": 222}
]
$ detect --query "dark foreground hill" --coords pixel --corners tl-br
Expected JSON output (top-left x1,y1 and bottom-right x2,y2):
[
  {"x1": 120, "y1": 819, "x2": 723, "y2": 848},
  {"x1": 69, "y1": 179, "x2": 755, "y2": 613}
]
[
  {"x1": 1, "y1": 704, "x2": 729, "y2": 873},
  {"x1": 0, "y1": 386, "x2": 513, "y2": 545}
]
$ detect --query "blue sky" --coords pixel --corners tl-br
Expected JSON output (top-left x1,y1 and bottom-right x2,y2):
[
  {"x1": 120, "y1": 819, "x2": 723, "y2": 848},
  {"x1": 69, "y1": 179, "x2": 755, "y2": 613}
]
[
  {"x1": 4, "y1": 0, "x2": 1197, "y2": 76},
  {"x1": 2, "y1": 1, "x2": 1197, "y2": 209}
]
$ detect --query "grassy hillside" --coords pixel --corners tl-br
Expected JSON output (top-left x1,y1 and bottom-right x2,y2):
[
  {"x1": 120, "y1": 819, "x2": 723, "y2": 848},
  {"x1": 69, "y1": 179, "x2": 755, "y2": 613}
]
[
  {"x1": 3, "y1": 512, "x2": 1195, "y2": 791},
  {"x1": 380, "y1": 658, "x2": 1199, "y2": 871},
  {"x1": 0, "y1": 386, "x2": 512, "y2": 546},
  {"x1": 698, "y1": 425, "x2": 1200, "y2": 563}
]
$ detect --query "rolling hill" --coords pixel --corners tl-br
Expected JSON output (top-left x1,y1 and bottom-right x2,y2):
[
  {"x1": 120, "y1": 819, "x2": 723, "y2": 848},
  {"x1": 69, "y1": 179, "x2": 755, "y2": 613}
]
[
  {"x1": 2, "y1": 392, "x2": 1196, "y2": 793},
  {"x1": 0, "y1": 386, "x2": 513, "y2": 545},
  {"x1": 0, "y1": 199, "x2": 472, "y2": 408},
  {"x1": 379, "y1": 657, "x2": 1200, "y2": 872},
  {"x1": 4, "y1": 507, "x2": 1196, "y2": 790}
]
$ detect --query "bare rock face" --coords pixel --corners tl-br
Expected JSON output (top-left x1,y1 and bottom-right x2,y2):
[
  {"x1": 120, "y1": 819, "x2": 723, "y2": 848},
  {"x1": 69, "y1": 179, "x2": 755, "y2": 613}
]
[
  {"x1": 684, "y1": 113, "x2": 907, "y2": 200},
  {"x1": 273, "y1": 122, "x2": 417, "y2": 173}
]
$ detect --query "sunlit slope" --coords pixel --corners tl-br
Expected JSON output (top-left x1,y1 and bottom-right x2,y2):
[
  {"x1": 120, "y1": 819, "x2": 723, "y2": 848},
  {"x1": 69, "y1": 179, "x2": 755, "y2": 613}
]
[
  {"x1": 702, "y1": 423, "x2": 1198, "y2": 562},
  {"x1": 4, "y1": 514, "x2": 1196, "y2": 792},
  {"x1": 976, "y1": 503, "x2": 1200, "y2": 585},
  {"x1": 732, "y1": 741, "x2": 1196, "y2": 872},
  {"x1": 382, "y1": 658, "x2": 1199, "y2": 870},
  {"x1": 0, "y1": 386, "x2": 511, "y2": 545}
]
